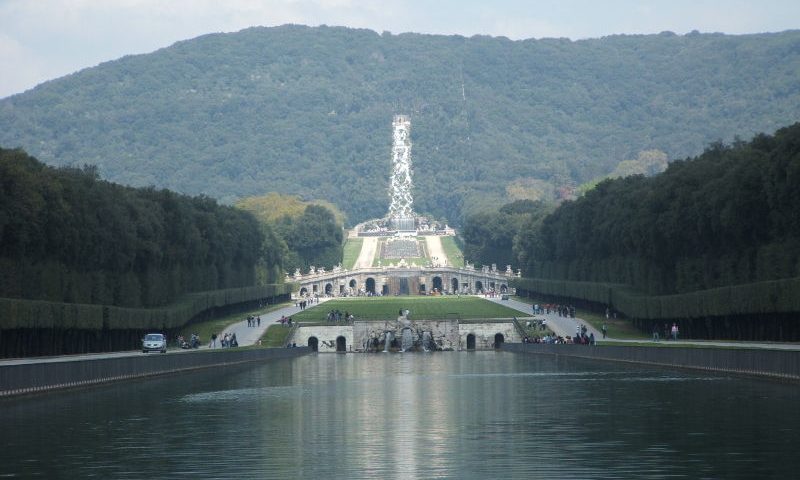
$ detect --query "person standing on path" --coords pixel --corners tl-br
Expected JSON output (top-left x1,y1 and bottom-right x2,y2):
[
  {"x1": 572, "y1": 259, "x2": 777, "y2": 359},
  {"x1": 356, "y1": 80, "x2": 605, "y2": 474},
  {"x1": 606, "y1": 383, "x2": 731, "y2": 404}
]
[
  {"x1": 671, "y1": 323, "x2": 679, "y2": 341},
  {"x1": 602, "y1": 323, "x2": 607, "y2": 339}
]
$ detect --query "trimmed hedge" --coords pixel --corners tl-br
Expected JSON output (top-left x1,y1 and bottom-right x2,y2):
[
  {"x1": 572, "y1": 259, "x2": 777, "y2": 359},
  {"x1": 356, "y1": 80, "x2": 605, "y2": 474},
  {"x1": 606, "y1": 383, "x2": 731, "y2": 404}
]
[
  {"x1": 0, "y1": 298, "x2": 104, "y2": 330},
  {"x1": 0, "y1": 283, "x2": 295, "y2": 331},
  {"x1": 511, "y1": 278, "x2": 620, "y2": 307},
  {"x1": 512, "y1": 277, "x2": 800, "y2": 320}
]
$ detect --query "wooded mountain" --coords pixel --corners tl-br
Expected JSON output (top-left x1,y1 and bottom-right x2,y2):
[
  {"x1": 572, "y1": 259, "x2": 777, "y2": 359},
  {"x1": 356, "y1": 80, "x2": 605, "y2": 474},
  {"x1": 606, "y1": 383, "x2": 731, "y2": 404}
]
[{"x1": 2, "y1": 25, "x2": 799, "y2": 224}]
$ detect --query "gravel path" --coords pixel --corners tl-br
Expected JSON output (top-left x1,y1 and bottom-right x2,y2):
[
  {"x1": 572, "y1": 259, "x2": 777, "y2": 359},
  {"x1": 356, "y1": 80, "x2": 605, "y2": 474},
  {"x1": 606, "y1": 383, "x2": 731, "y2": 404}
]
[
  {"x1": 424, "y1": 235, "x2": 448, "y2": 266},
  {"x1": 354, "y1": 236, "x2": 378, "y2": 269}
]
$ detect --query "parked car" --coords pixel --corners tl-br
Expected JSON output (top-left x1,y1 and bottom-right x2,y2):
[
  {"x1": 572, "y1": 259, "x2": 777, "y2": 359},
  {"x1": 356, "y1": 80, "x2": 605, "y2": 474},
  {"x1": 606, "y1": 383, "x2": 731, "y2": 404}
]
[{"x1": 142, "y1": 333, "x2": 167, "y2": 353}]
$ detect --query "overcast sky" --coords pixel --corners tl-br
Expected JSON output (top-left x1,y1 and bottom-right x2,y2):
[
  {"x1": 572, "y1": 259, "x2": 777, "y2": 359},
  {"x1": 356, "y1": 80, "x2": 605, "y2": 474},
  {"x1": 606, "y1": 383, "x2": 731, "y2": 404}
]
[{"x1": 1, "y1": 0, "x2": 798, "y2": 99}]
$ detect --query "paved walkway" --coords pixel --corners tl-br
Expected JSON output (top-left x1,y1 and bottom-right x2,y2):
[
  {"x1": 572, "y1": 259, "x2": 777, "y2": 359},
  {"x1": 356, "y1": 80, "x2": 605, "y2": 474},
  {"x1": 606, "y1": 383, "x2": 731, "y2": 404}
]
[
  {"x1": 424, "y1": 235, "x2": 448, "y2": 266},
  {"x1": 485, "y1": 295, "x2": 800, "y2": 351},
  {"x1": 353, "y1": 237, "x2": 378, "y2": 269},
  {"x1": 214, "y1": 297, "x2": 334, "y2": 347},
  {"x1": 484, "y1": 296, "x2": 603, "y2": 339}
]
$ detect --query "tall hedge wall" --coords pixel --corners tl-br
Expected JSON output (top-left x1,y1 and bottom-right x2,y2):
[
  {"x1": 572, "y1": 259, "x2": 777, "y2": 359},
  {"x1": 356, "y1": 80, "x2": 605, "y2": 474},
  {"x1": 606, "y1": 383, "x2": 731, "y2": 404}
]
[
  {"x1": 512, "y1": 276, "x2": 800, "y2": 320},
  {"x1": 0, "y1": 283, "x2": 294, "y2": 332}
]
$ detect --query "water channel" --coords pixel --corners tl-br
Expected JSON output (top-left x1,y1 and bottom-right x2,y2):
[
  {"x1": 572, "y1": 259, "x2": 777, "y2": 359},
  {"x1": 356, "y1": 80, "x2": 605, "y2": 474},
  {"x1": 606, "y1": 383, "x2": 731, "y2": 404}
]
[{"x1": 1, "y1": 351, "x2": 798, "y2": 479}]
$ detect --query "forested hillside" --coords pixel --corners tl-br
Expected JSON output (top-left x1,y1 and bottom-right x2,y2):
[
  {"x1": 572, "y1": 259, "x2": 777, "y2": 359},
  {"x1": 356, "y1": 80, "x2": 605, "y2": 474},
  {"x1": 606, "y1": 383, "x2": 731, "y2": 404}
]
[
  {"x1": 516, "y1": 123, "x2": 800, "y2": 295},
  {"x1": 236, "y1": 193, "x2": 344, "y2": 273},
  {"x1": 0, "y1": 148, "x2": 267, "y2": 308},
  {"x1": 1, "y1": 25, "x2": 799, "y2": 224},
  {"x1": 461, "y1": 200, "x2": 554, "y2": 269}
]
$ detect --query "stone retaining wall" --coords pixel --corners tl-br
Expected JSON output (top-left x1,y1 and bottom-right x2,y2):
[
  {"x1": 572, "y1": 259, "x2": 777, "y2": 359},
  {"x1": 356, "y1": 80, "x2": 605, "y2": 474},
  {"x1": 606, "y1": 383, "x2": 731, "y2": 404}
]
[
  {"x1": 294, "y1": 325, "x2": 354, "y2": 352},
  {"x1": 459, "y1": 322, "x2": 520, "y2": 349},
  {"x1": 0, "y1": 347, "x2": 309, "y2": 397},
  {"x1": 502, "y1": 343, "x2": 800, "y2": 381},
  {"x1": 294, "y1": 321, "x2": 521, "y2": 352}
]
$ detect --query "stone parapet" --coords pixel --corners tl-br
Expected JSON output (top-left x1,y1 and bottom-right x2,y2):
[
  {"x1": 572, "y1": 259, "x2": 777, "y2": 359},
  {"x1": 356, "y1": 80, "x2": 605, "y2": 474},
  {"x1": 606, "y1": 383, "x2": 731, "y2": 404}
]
[
  {"x1": 0, "y1": 348, "x2": 309, "y2": 397},
  {"x1": 502, "y1": 343, "x2": 800, "y2": 381}
]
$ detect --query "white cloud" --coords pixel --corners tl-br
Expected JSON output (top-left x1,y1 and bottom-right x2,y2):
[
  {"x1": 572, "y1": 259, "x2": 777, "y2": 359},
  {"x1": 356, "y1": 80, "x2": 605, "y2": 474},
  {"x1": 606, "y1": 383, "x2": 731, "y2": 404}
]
[{"x1": 0, "y1": 33, "x2": 54, "y2": 97}]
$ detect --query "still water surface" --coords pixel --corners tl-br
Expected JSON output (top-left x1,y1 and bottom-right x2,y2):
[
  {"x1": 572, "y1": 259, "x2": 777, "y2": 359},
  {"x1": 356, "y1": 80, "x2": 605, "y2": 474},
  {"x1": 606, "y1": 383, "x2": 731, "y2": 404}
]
[{"x1": 1, "y1": 351, "x2": 798, "y2": 479}]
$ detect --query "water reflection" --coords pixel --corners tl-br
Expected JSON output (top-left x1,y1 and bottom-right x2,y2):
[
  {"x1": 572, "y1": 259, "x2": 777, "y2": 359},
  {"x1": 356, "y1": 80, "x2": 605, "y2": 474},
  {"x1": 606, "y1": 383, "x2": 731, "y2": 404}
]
[{"x1": 0, "y1": 352, "x2": 798, "y2": 478}]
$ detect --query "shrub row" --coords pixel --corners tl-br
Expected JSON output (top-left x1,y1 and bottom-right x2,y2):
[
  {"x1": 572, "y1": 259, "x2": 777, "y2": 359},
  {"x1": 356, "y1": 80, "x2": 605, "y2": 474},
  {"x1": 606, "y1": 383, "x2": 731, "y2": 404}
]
[
  {"x1": 0, "y1": 283, "x2": 294, "y2": 331},
  {"x1": 0, "y1": 298, "x2": 104, "y2": 330},
  {"x1": 511, "y1": 278, "x2": 619, "y2": 306},
  {"x1": 511, "y1": 277, "x2": 800, "y2": 320}
]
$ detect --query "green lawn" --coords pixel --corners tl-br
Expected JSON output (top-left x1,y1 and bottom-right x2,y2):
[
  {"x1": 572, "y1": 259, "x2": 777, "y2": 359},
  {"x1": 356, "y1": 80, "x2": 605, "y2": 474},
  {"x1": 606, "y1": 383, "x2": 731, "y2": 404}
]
[
  {"x1": 439, "y1": 236, "x2": 464, "y2": 268},
  {"x1": 342, "y1": 237, "x2": 363, "y2": 269},
  {"x1": 260, "y1": 324, "x2": 294, "y2": 347},
  {"x1": 290, "y1": 296, "x2": 523, "y2": 322}
]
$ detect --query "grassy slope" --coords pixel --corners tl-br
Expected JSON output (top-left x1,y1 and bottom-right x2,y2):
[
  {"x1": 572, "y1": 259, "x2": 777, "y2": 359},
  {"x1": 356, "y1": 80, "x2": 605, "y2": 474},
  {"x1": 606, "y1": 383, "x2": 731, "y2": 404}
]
[
  {"x1": 290, "y1": 296, "x2": 523, "y2": 322},
  {"x1": 342, "y1": 237, "x2": 363, "y2": 269},
  {"x1": 439, "y1": 236, "x2": 464, "y2": 268},
  {"x1": 260, "y1": 325, "x2": 293, "y2": 347}
]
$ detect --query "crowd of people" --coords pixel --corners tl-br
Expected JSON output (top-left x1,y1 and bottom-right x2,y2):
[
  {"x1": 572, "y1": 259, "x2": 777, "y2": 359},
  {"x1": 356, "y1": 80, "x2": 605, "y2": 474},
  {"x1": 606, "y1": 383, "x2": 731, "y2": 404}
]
[
  {"x1": 246, "y1": 315, "x2": 261, "y2": 327},
  {"x1": 532, "y1": 303, "x2": 576, "y2": 318},
  {"x1": 521, "y1": 322, "x2": 596, "y2": 345},
  {"x1": 211, "y1": 332, "x2": 237, "y2": 348},
  {"x1": 326, "y1": 310, "x2": 354, "y2": 323},
  {"x1": 525, "y1": 319, "x2": 548, "y2": 331},
  {"x1": 295, "y1": 296, "x2": 318, "y2": 310},
  {"x1": 653, "y1": 322, "x2": 680, "y2": 341},
  {"x1": 524, "y1": 334, "x2": 570, "y2": 344},
  {"x1": 176, "y1": 333, "x2": 201, "y2": 349},
  {"x1": 520, "y1": 304, "x2": 601, "y2": 345}
]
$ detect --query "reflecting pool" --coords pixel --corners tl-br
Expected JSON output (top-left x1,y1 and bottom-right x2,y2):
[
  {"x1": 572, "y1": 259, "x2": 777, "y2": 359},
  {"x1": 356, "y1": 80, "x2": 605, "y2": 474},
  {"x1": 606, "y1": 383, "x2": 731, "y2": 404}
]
[{"x1": 1, "y1": 351, "x2": 798, "y2": 479}]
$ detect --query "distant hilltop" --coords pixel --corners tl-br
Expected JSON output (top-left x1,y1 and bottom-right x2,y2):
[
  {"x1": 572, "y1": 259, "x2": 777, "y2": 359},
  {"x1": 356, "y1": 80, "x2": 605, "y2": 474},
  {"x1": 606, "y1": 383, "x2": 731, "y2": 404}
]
[{"x1": 2, "y1": 25, "x2": 799, "y2": 224}]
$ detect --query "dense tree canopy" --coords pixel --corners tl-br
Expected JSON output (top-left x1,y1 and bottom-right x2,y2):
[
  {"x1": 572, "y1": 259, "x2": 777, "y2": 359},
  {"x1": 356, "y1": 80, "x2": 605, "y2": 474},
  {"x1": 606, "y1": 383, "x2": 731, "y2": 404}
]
[
  {"x1": 236, "y1": 193, "x2": 344, "y2": 273},
  {"x1": 0, "y1": 148, "x2": 267, "y2": 307},
  {"x1": 461, "y1": 200, "x2": 554, "y2": 269},
  {"x1": 519, "y1": 123, "x2": 800, "y2": 294},
  {"x1": 1, "y1": 26, "x2": 799, "y2": 224}
]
